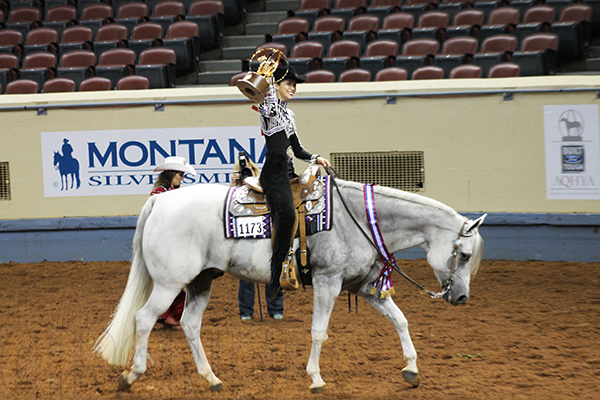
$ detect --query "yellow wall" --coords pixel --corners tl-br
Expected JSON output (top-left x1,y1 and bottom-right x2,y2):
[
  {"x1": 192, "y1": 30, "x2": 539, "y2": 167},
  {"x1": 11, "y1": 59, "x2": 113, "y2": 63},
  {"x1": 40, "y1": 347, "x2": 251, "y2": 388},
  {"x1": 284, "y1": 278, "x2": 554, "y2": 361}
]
[{"x1": 1, "y1": 75, "x2": 600, "y2": 220}]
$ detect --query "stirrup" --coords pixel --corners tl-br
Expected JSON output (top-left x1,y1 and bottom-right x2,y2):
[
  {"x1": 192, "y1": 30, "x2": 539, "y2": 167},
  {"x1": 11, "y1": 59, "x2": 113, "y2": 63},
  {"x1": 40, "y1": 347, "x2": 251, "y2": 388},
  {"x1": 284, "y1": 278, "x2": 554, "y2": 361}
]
[{"x1": 280, "y1": 250, "x2": 299, "y2": 291}]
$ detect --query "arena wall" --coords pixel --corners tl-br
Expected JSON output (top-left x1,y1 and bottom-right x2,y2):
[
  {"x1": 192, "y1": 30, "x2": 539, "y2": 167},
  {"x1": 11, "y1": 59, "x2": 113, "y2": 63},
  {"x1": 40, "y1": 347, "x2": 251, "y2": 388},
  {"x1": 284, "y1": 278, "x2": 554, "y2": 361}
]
[{"x1": 0, "y1": 76, "x2": 599, "y2": 263}]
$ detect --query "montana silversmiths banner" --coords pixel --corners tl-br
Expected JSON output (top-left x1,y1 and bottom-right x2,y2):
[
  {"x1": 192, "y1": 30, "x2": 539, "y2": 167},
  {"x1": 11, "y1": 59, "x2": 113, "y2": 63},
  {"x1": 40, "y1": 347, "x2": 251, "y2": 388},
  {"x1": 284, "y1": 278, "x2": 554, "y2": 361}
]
[
  {"x1": 41, "y1": 127, "x2": 265, "y2": 197},
  {"x1": 544, "y1": 105, "x2": 600, "y2": 199}
]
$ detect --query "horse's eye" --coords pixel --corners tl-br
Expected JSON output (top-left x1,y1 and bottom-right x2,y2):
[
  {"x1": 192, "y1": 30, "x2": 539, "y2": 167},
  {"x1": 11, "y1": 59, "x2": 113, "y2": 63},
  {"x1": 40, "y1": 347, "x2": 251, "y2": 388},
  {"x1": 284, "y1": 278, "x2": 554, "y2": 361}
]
[{"x1": 461, "y1": 253, "x2": 471, "y2": 261}]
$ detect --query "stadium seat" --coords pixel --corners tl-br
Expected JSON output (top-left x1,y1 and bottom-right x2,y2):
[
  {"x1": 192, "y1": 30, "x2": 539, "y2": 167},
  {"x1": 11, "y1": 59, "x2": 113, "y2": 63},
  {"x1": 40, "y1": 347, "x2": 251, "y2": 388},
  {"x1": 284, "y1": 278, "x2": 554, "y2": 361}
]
[
  {"x1": 433, "y1": 36, "x2": 478, "y2": 77},
  {"x1": 545, "y1": 0, "x2": 576, "y2": 20},
  {"x1": 287, "y1": 41, "x2": 324, "y2": 75},
  {"x1": 0, "y1": 29, "x2": 23, "y2": 60},
  {"x1": 305, "y1": 69, "x2": 336, "y2": 82},
  {"x1": 515, "y1": 6, "x2": 555, "y2": 45},
  {"x1": 342, "y1": 14, "x2": 379, "y2": 54},
  {"x1": 411, "y1": 65, "x2": 444, "y2": 79},
  {"x1": 307, "y1": 15, "x2": 344, "y2": 56},
  {"x1": 150, "y1": 1, "x2": 185, "y2": 34},
  {"x1": 79, "y1": 76, "x2": 112, "y2": 91},
  {"x1": 114, "y1": 1, "x2": 150, "y2": 35},
  {"x1": 366, "y1": 0, "x2": 402, "y2": 25},
  {"x1": 359, "y1": 39, "x2": 398, "y2": 77},
  {"x1": 43, "y1": 5, "x2": 77, "y2": 38},
  {"x1": 186, "y1": 0, "x2": 224, "y2": 50},
  {"x1": 0, "y1": 53, "x2": 19, "y2": 93},
  {"x1": 322, "y1": 39, "x2": 360, "y2": 79},
  {"x1": 508, "y1": 0, "x2": 535, "y2": 20},
  {"x1": 19, "y1": 51, "x2": 56, "y2": 88},
  {"x1": 473, "y1": 34, "x2": 518, "y2": 77},
  {"x1": 449, "y1": 64, "x2": 482, "y2": 78},
  {"x1": 5, "y1": 6, "x2": 41, "y2": 38},
  {"x1": 552, "y1": 3, "x2": 592, "y2": 60},
  {"x1": 293, "y1": 0, "x2": 331, "y2": 30},
  {"x1": 79, "y1": 3, "x2": 113, "y2": 36},
  {"x1": 270, "y1": 17, "x2": 310, "y2": 57},
  {"x1": 401, "y1": 0, "x2": 438, "y2": 23},
  {"x1": 23, "y1": 27, "x2": 58, "y2": 57},
  {"x1": 42, "y1": 77, "x2": 75, "y2": 92},
  {"x1": 412, "y1": 10, "x2": 449, "y2": 42},
  {"x1": 376, "y1": 12, "x2": 414, "y2": 48},
  {"x1": 129, "y1": 22, "x2": 163, "y2": 61},
  {"x1": 375, "y1": 66, "x2": 408, "y2": 81},
  {"x1": 330, "y1": 0, "x2": 368, "y2": 29},
  {"x1": 93, "y1": 23, "x2": 129, "y2": 61},
  {"x1": 339, "y1": 67, "x2": 371, "y2": 81},
  {"x1": 480, "y1": 7, "x2": 520, "y2": 43},
  {"x1": 56, "y1": 49, "x2": 96, "y2": 89},
  {"x1": 487, "y1": 61, "x2": 520, "y2": 77},
  {"x1": 438, "y1": 0, "x2": 471, "y2": 21},
  {"x1": 162, "y1": 21, "x2": 201, "y2": 73},
  {"x1": 445, "y1": 9, "x2": 485, "y2": 40},
  {"x1": 511, "y1": 33, "x2": 558, "y2": 75},
  {"x1": 135, "y1": 47, "x2": 176, "y2": 88},
  {"x1": 117, "y1": 74, "x2": 149, "y2": 89},
  {"x1": 473, "y1": 0, "x2": 502, "y2": 23},
  {"x1": 6, "y1": 78, "x2": 39, "y2": 93},
  {"x1": 395, "y1": 38, "x2": 439, "y2": 78},
  {"x1": 59, "y1": 25, "x2": 94, "y2": 57},
  {"x1": 94, "y1": 47, "x2": 135, "y2": 89}
]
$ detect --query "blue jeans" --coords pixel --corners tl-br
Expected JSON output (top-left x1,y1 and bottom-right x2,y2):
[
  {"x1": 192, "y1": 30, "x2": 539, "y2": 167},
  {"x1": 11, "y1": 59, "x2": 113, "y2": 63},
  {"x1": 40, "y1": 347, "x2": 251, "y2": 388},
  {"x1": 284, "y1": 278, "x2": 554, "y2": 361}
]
[{"x1": 238, "y1": 279, "x2": 284, "y2": 317}]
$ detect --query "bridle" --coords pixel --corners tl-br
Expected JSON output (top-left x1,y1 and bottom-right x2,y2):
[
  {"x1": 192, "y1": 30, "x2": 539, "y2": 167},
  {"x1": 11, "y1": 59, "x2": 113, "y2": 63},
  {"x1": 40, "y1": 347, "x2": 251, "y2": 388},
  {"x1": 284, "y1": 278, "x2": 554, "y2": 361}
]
[{"x1": 326, "y1": 167, "x2": 468, "y2": 299}]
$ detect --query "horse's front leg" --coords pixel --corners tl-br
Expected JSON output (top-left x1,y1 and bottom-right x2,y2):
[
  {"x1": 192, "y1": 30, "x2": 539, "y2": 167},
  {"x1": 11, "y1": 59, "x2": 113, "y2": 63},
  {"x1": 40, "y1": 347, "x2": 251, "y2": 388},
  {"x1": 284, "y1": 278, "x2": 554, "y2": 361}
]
[
  {"x1": 307, "y1": 276, "x2": 342, "y2": 393},
  {"x1": 180, "y1": 271, "x2": 222, "y2": 392},
  {"x1": 364, "y1": 296, "x2": 420, "y2": 387}
]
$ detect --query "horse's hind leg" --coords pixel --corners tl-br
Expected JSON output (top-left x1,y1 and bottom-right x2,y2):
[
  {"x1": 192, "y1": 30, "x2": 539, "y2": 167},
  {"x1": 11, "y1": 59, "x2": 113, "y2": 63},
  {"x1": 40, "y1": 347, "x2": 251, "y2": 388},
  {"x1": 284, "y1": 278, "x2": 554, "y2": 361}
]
[
  {"x1": 307, "y1": 278, "x2": 342, "y2": 393},
  {"x1": 180, "y1": 270, "x2": 223, "y2": 391},
  {"x1": 118, "y1": 286, "x2": 181, "y2": 391},
  {"x1": 364, "y1": 296, "x2": 420, "y2": 387}
]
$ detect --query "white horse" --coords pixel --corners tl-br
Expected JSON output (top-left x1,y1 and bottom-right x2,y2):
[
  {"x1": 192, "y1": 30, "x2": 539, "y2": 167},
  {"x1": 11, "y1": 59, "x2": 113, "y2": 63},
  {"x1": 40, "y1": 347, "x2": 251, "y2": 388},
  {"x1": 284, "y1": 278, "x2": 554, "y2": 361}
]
[{"x1": 94, "y1": 179, "x2": 485, "y2": 393}]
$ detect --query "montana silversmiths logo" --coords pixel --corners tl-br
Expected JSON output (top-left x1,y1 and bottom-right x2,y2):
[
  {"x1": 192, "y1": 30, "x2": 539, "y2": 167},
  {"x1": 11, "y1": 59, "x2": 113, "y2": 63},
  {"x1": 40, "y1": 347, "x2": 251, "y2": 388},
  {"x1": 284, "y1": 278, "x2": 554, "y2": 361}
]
[
  {"x1": 558, "y1": 109, "x2": 584, "y2": 141},
  {"x1": 53, "y1": 138, "x2": 81, "y2": 190}
]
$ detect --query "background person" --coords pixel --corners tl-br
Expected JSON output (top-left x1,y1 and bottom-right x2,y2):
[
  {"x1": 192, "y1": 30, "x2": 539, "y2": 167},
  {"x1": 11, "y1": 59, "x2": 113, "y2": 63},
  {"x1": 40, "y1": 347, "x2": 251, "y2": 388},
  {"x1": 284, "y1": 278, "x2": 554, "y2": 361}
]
[{"x1": 151, "y1": 156, "x2": 196, "y2": 330}]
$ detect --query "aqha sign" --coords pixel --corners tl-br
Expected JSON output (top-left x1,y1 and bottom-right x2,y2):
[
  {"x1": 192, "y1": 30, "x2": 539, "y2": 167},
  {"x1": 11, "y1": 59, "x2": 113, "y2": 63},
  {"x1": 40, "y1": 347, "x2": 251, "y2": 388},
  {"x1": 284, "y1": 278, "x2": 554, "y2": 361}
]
[{"x1": 41, "y1": 127, "x2": 264, "y2": 197}]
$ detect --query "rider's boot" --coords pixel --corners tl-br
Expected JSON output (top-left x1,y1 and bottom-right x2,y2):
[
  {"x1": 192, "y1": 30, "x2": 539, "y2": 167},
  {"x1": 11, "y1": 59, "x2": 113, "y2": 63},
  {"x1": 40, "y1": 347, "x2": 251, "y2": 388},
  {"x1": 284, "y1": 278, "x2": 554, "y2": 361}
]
[{"x1": 280, "y1": 249, "x2": 299, "y2": 291}]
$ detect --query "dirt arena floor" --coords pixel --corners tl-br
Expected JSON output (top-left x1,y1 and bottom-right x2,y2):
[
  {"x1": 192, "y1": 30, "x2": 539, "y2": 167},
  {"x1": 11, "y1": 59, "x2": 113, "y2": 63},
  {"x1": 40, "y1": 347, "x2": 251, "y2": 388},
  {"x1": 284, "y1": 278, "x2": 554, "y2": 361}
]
[{"x1": 0, "y1": 259, "x2": 598, "y2": 400}]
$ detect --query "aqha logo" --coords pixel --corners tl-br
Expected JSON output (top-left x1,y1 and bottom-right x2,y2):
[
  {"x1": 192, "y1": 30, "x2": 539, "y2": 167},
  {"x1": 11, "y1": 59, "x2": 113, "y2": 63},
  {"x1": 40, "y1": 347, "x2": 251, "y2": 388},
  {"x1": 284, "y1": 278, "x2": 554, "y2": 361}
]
[{"x1": 53, "y1": 138, "x2": 81, "y2": 190}]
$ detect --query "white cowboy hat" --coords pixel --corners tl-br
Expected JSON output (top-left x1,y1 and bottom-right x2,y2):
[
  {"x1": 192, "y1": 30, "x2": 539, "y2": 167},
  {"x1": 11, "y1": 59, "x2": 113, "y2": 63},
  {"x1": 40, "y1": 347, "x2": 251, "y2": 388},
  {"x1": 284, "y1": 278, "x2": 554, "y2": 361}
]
[{"x1": 154, "y1": 156, "x2": 197, "y2": 176}]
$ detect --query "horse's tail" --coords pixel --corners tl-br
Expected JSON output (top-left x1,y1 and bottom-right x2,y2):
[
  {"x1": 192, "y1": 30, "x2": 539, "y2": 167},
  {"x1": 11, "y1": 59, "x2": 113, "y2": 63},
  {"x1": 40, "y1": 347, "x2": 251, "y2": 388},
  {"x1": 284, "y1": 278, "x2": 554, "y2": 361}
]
[{"x1": 94, "y1": 196, "x2": 157, "y2": 366}]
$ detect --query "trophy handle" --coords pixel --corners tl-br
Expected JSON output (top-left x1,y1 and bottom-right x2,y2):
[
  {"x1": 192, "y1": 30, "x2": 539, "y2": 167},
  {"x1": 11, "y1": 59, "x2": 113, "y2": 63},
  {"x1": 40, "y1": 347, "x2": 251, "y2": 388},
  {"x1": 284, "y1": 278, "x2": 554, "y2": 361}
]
[{"x1": 236, "y1": 48, "x2": 288, "y2": 102}]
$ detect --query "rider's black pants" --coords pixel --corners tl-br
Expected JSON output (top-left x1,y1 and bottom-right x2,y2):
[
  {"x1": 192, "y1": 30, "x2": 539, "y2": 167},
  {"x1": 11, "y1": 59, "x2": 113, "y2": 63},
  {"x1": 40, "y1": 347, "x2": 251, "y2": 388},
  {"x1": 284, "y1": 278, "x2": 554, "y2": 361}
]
[{"x1": 260, "y1": 150, "x2": 296, "y2": 299}]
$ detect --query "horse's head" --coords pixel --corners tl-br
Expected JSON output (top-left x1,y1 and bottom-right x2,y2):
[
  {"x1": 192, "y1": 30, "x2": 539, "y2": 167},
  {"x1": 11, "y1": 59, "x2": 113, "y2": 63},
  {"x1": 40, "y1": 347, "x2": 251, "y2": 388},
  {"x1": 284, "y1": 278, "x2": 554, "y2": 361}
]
[
  {"x1": 53, "y1": 151, "x2": 60, "y2": 167},
  {"x1": 428, "y1": 214, "x2": 486, "y2": 306}
]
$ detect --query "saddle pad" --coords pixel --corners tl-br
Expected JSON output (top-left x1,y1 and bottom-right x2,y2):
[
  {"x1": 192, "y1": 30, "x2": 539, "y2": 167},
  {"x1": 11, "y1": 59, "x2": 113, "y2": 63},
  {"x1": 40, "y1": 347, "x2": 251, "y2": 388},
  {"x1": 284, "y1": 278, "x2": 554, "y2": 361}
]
[{"x1": 224, "y1": 176, "x2": 332, "y2": 239}]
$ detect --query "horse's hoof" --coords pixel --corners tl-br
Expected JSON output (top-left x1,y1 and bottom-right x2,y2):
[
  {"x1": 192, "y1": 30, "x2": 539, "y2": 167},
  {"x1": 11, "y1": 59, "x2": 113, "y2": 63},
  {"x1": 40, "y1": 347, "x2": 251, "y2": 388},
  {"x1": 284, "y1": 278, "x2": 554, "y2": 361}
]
[
  {"x1": 117, "y1": 373, "x2": 131, "y2": 392},
  {"x1": 310, "y1": 383, "x2": 326, "y2": 394},
  {"x1": 210, "y1": 383, "x2": 222, "y2": 392},
  {"x1": 402, "y1": 370, "x2": 420, "y2": 388}
]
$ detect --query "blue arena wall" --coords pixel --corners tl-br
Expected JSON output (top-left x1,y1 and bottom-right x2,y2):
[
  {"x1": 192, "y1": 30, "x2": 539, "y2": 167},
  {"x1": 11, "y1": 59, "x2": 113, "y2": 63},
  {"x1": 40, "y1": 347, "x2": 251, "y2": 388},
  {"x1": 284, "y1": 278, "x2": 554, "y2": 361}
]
[{"x1": 1, "y1": 213, "x2": 598, "y2": 263}]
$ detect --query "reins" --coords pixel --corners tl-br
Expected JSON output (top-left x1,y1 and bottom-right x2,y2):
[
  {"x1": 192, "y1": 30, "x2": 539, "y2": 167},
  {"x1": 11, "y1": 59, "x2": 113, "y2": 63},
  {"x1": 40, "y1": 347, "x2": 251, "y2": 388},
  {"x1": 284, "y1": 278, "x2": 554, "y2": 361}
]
[{"x1": 325, "y1": 166, "x2": 461, "y2": 299}]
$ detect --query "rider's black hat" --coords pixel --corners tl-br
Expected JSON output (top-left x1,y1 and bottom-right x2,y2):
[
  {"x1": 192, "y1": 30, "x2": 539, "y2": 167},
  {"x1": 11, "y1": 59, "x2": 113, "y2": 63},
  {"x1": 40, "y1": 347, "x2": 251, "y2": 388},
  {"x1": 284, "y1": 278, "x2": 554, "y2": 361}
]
[{"x1": 274, "y1": 66, "x2": 307, "y2": 84}]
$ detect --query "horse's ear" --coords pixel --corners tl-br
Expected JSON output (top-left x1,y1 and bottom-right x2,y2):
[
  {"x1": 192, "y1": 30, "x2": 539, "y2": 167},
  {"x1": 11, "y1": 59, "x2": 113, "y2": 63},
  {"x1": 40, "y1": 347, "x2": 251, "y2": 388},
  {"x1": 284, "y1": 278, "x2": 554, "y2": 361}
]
[{"x1": 464, "y1": 214, "x2": 487, "y2": 234}]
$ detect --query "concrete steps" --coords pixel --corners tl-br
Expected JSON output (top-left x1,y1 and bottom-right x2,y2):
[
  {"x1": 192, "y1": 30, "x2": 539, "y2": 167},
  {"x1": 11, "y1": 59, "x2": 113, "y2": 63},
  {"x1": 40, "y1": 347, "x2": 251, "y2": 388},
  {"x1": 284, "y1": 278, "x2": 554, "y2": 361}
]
[{"x1": 197, "y1": 0, "x2": 296, "y2": 86}]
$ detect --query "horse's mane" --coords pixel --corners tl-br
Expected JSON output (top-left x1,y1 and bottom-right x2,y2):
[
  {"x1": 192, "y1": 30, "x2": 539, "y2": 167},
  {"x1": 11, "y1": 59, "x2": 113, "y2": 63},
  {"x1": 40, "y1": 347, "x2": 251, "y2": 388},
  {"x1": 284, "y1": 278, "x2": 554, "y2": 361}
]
[{"x1": 337, "y1": 179, "x2": 458, "y2": 217}]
